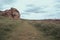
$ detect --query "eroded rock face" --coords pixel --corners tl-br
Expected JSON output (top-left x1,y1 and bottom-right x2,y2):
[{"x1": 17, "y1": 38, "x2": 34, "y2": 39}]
[{"x1": 0, "y1": 8, "x2": 20, "y2": 19}]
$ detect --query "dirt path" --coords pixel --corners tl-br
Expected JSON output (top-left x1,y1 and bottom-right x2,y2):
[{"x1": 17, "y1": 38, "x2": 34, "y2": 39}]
[{"x1": 8, "y1": 21, "x2": 41, "y2": 40}]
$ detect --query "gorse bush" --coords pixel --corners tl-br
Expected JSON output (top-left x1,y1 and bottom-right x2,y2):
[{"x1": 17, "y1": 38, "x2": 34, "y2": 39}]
[
  {"x1": 0, "y1": 24, "x2": 14, "y2": 40},
  {"x1": 0, "y1": 16, "x2": 20, "y2": 40},
  {"x1": 33, "y1": 23, "x2": 60, "y2": 40}
]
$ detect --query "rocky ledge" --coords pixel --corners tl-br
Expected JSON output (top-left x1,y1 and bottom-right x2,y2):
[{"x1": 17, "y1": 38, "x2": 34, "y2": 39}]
[{"x1": 0, "y1": 8, "x2": 20, "y2": 19}]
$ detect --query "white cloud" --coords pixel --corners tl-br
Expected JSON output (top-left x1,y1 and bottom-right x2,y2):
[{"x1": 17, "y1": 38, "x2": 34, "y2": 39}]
[
  {"x1": 0, "y1": 0, "x2": 15, "y2": 10},
  {"x1": 0, "y1": 0, "x2": 60, "y2": 20}
]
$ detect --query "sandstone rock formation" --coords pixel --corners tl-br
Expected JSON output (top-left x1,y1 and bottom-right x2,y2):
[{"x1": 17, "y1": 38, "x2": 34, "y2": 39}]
[{"x1": 0, "y1": 8, "x2": 20, "y2": 19}]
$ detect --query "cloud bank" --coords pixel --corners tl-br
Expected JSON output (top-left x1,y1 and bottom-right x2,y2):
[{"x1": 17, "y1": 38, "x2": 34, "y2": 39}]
[{"x1": 0, "y1": 0, "x2": 60, "y2": 20}]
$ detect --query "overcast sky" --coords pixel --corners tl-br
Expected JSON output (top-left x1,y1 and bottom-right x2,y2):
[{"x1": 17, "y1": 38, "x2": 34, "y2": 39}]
[{"x1": 0, "y1": 0, "x2": 60, "y2": 20}]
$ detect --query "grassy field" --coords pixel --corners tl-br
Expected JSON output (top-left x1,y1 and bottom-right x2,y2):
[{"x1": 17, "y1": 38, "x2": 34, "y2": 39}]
[
  {"x1": 0, "y1": 16, "x2": 60, "y2": 40},
  {"x1": 29, "y1": 20, "x2": 60, "y2": 40}
]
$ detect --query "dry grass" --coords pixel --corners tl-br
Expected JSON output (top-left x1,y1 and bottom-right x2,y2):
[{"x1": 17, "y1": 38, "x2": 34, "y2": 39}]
[
  {"x1": 0, "y1": 16, "x2": 60, "y2": 40},
  {"x1": 0, "y1": 16, "x2": 40, "y2": 40},
  {"x1": 31, "y1": 21, "x2": 60, "y2": 40}
]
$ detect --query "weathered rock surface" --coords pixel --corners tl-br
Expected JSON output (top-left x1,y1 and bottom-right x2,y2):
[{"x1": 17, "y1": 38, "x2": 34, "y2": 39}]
[{"x1": 0, "y1": 8, "x2": 20, "y2": 19}]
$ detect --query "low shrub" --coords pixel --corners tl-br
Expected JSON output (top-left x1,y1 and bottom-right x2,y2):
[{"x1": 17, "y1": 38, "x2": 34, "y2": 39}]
[{"x1": 33, "y1": 23, "x2": 60, "y2": 40}]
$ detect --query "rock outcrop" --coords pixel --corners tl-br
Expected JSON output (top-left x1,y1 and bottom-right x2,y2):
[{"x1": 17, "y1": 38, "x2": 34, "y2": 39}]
[{"x1": 0, "y1": 8, "x2": 20, "y2": 19}]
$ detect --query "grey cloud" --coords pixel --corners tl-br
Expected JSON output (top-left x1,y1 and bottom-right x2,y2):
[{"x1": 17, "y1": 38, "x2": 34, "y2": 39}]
[
  {"x1": 27, "y1": 4, "x2": 34, "y2": 7},
  {"x1": 22, "y1": 12, "x2": 30, "y2": 15},
  {"x1": 25, "y1": 5, "x2": 47, "y2": 13},
  {"x1": 45, "y1": 13, "x2": 60, "y2": 17},
  {"x1": 55, "y1": 0, "x2": 60, "y2": 2},
  {"x1": 55, "y1": 4, "x2": 60, "y2": 8}
]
